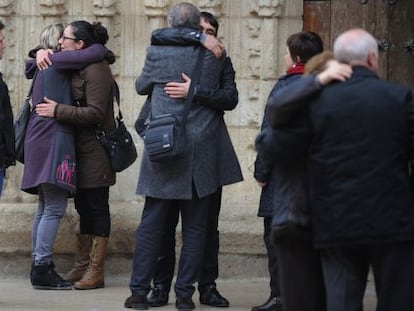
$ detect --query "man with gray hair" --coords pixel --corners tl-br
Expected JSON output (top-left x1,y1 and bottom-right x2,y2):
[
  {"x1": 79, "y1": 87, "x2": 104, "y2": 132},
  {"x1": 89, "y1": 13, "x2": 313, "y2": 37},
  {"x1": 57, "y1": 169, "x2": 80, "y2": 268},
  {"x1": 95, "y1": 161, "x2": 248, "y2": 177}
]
[
  {"x1": 267, "y1": 28, "x2": 414, "y2": 311},
  {"x1": 124, "y1": 2, "x2": 228, "y2": 310}
]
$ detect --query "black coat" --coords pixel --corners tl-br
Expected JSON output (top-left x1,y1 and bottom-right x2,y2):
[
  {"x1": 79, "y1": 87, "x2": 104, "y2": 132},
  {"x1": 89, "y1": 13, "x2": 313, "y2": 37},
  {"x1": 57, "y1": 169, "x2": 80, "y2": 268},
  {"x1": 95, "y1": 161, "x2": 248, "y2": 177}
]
[
  {"x1": 306, "y1": 67, "x2": 414, "y2": 248},
  {"x1": 254, "y1": 73, "x2": 309, "y2": 223},
  {"x1": 0, "y1": 72, "x2": 15, "y2": 169}
]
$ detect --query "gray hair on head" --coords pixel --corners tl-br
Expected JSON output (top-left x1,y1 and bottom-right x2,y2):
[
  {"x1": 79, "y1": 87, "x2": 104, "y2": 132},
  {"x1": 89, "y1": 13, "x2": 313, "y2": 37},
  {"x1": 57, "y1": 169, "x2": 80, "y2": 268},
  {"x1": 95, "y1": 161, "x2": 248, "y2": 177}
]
[
  {"x1": 167, "y1": 2, "x2": 200, "y2": 29},
  {"x1": 333, "y1": 28, "x2": 378, "y2": 64},
  {"x1": 39, "y1": 23, "x2": 65, "y2": 50}
]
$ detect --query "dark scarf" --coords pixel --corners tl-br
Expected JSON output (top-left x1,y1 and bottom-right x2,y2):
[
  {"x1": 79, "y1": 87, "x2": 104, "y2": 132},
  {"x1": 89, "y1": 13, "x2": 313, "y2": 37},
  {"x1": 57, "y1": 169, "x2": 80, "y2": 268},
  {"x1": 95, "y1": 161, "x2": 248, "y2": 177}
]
[{"x1": 286, "y1": 62, "x2": 305, "y2": 75}]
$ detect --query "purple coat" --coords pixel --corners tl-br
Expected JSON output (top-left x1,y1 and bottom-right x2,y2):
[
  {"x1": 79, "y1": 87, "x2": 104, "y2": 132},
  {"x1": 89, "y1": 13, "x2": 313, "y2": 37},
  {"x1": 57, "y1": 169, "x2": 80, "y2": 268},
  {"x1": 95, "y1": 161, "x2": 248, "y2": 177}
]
[{"x1": 21, "y1": 45, "x2": 107, "y2": 194}]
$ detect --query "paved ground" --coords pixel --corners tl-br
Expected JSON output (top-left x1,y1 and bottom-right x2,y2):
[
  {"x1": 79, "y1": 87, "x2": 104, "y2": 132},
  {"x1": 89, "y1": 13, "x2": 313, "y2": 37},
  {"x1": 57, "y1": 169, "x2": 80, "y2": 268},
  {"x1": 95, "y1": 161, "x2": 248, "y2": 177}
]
[{"x1": 0, "y1": 277, "x2": 377, "y2": 311}]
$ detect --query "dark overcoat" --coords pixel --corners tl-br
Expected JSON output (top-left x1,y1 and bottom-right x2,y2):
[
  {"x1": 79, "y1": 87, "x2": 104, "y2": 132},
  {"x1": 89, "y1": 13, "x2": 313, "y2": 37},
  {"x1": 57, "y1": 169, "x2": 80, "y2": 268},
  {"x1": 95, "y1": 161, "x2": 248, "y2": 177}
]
[
  {"x1": 136, "y1": 44, "x2": 240, "y2": 199},
  {"x1": 307, "y1": 67, "x2": 414, "y2": 247}
]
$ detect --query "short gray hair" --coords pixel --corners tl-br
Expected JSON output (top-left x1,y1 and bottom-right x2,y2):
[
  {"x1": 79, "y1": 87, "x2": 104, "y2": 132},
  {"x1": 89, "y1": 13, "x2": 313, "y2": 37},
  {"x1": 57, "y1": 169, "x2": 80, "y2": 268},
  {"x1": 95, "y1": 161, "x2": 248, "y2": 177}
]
[
  {"x1": 39, "y1": 23, "x2": 64, "y2": 50},
  {"x1": 333, "y1": 28, "x2": 378, "y2": 64},
  {"x1": 167, "y1": 2, "x2": 200, "y2": 29}
]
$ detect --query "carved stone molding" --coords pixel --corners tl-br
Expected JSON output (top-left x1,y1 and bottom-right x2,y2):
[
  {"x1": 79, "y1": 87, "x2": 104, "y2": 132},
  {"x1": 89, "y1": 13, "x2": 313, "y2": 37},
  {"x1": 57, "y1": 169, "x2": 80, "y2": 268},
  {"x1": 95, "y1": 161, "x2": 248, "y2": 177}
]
[
  {"x1": 144, "y1": 0, "x2": 170, "y2": 18},
  {"x1": 0, "y1": 0, "x2": 13, "y2": 16},
  {"x1": 249, "y1": 0, "x2": 284, "y2": 17},
  {"x1": 199, "y1": 0, "x2": 224, "y2": 17},
  {"x1": 93, "y1": 0, "x2": 117, "y2": 17},
  {"x1": 39, "y1": 0, "x2": 67, "y2": 17},
  {"x1": 245, "y1": 19, "x2": 262, "y2": 79}
]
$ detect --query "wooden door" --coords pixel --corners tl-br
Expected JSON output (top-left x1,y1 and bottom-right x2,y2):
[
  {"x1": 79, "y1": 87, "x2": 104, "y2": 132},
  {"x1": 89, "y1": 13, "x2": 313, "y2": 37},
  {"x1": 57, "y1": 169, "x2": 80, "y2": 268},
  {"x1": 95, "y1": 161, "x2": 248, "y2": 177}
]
[{"x1": 303, "y1": 0, "x2": 414, "y2": 89}]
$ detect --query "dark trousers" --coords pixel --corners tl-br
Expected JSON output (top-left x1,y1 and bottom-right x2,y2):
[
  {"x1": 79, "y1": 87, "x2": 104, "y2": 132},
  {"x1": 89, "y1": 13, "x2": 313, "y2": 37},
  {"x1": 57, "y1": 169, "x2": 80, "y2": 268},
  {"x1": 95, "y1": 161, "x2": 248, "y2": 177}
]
[
  {"x1": 263, "y1": 217, "x2": 281, "y2": 297},
  {"x1": 276, "y1": 232, "x2": 325, "y2": 311},
  {"x1": 152, "y1": 188, "x2": 222, "y2": 292},
  {"x1": 321, "y1": 241, "x2": 414, "y2": 311},
  {"x1": 74, "y1": 187, "x2": 110, "y2": 237},
  {"x1": 129, "y1": 192, "x2": 210, "y2": 299}
]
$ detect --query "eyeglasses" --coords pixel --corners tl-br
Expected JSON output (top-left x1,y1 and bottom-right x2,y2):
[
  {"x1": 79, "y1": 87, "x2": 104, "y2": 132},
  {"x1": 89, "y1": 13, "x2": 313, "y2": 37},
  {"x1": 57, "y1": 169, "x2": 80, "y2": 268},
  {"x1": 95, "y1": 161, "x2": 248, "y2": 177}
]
[{"x1": 62, "y1": 36, "x2": 78, "y2": 41}]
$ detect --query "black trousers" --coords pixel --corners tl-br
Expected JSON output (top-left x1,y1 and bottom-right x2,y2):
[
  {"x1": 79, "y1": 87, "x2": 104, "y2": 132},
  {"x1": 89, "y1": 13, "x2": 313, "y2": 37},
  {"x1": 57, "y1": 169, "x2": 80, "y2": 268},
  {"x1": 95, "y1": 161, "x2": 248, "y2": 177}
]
[
  {"x1": 276, "y1": 231, "x2": 325, "y2": 311},
  {"x1": 263, "y1": 217, "x2": 282, "y2": 297},
  {"x1": 321, "y1": 241, "x2": 414, "y2": 311},
  {"x1": 152, "y1": 187, "x2": 222, "y2": 292},
  {"x1": 74, "y1": 187, "x2": 110, "y2": 237},
  {"x1": 129, "y1": 192, "x2": 210, "y2": 299}
]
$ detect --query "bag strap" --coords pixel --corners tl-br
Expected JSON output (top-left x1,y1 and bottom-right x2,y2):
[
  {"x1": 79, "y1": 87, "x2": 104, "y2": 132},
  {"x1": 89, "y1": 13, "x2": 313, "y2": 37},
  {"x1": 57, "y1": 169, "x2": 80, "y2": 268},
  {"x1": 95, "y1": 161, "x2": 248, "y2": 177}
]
[
  {"x1": 113, "y1": 80, "x2": 123, "y2": 122},
  {"x1": 95, "y1": 80, "x2": 123, "y2": 138}
]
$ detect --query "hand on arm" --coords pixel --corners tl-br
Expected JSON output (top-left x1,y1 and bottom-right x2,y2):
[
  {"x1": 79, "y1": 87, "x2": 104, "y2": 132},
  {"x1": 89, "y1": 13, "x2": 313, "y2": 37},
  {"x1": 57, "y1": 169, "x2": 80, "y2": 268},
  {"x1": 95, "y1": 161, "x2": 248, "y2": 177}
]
[
  {"x1": 35, "y1": 97, "x2": 58, "y2": 118},
  {"x1": 36, "y1": 49, "x2": 53, "y2": 70},
  {"x1": 201, "y1": 34, "x2": 225, "y2": 58},
  {"x1": 316, "y1": 60, "x2": 352, "y2": 85},
  {"x1": 164, "y1": 73, "x2": 191, "y2": 99}
]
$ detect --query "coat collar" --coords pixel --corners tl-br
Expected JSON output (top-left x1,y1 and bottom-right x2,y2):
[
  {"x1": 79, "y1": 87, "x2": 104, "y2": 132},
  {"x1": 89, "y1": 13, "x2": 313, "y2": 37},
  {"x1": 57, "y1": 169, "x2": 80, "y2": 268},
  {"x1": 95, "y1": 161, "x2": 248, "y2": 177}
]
[{"x1": 351, "y1": 66, "x2": 379, "y2": 80}]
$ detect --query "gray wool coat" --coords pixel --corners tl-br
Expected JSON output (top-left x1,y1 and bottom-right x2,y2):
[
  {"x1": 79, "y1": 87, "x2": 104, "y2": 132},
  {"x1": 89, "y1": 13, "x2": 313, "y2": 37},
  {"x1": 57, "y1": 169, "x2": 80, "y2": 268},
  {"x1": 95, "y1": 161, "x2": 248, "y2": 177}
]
[{"x1": 136, "y1": 45, "x2": 242, "y2": 200}]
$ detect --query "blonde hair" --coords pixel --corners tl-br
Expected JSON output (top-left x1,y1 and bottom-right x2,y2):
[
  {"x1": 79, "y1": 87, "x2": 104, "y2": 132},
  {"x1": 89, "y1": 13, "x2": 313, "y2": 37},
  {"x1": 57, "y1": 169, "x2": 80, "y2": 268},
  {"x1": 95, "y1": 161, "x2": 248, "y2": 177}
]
[
  {"x1": 39, "y1": 23, "x2": 64, "y2": 50},
  {"x1": 304, "y1": 51, "x2": 334, "y2": 75}
]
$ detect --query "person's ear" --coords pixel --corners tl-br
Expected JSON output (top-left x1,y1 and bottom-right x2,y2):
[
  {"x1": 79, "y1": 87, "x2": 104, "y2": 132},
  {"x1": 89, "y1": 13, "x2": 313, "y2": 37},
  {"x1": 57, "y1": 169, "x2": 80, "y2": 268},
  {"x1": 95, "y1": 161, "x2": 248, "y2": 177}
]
[{"x1": 76, "y1": 39, "x2": 85, "y2": 50}]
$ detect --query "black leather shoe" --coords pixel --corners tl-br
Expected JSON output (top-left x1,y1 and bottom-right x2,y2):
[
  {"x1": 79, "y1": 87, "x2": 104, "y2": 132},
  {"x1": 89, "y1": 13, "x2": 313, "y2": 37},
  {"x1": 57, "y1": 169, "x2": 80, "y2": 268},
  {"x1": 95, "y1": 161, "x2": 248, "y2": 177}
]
[
  {"x1": 175, "y1": 297, "x2": 195, "y2": 311},
  {"x1": 148, "y1": 286, "x2": 169, "y2": 307},
  {"x1": 199, "y1": 285, "x2": 230, "y2": 307},
  {"x1": 251, "y1": 296, "x2": 282, "y2": 311},
  {"x1": 124, "y1": 294, "x2": 148, "y2": 310}
]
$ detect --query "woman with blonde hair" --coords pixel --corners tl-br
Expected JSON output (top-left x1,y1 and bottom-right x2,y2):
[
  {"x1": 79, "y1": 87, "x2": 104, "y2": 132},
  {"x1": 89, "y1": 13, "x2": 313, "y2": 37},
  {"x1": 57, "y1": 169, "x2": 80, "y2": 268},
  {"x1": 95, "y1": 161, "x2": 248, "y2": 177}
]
[{"x1": 24, "y1": 23, "x2": 107, "y2": 290}]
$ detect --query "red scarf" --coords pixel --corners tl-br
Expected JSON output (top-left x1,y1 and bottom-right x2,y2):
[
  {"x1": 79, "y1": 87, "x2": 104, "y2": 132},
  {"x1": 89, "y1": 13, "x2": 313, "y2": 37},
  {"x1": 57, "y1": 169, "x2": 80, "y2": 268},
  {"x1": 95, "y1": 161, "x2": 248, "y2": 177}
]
[{"x1": 286, "y1": 62, "x2": 305, "y2": 75}]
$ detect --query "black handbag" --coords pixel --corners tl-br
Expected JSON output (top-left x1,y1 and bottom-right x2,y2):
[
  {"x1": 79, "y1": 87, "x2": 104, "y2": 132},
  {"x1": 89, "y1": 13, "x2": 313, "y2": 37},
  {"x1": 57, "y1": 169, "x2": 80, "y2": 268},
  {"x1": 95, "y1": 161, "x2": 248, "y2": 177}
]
[
  {"x1": 96, "y1": 81, "x2": 137, "y2": 172},
  {"x1": 14, "y1": 70, "x2": 37, "y2": 164},
  {"x1": 143, "y1": 48, "x2": 205, "y2": 162}
]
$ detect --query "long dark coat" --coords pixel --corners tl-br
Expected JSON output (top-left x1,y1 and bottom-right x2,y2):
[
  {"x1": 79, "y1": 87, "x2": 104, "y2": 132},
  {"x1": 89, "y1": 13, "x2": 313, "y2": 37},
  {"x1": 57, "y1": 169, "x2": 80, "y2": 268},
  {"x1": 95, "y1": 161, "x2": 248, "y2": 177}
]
[{"x1": 136, "y1": 44, "x2": 241, "y2": 200}]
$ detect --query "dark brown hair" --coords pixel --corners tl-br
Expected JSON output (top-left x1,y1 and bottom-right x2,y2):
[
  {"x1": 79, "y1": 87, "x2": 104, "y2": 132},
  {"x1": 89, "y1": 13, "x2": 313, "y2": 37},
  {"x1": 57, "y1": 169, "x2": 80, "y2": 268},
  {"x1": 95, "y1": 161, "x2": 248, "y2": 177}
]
[{"x1": 287, "y1": 31, "x2": 324, "y2": 64}]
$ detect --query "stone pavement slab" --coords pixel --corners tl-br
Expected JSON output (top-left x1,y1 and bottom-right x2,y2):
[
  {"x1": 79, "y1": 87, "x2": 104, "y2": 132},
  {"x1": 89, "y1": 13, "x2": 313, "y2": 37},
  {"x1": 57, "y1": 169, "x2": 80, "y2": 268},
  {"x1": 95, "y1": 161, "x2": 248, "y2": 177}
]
[{"x1": 0, "y1": 277, "x2": 376, "y2": 311}]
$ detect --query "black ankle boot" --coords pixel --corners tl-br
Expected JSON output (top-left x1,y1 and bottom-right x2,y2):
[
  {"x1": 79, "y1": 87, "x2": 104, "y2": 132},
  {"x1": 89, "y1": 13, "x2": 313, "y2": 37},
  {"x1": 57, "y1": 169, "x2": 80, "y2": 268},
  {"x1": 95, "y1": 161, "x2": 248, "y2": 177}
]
[
  {"x1": 199, "y1": 285, "x2": 230, "y2": 307},
  {"x1": 32, "y1": 262, "x2": 72, "y2": 290},
  {"x1": 148, "y1": 286, "x2": 169, "y2": 307}
]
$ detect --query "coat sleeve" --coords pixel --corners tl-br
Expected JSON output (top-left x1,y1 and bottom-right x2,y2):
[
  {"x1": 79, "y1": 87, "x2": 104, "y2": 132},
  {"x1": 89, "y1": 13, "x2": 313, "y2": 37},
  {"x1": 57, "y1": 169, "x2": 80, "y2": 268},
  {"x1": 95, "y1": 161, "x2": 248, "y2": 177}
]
[
  {"x1": 135, "y1": 47, "x2": 154, "y2": 95},
  {"x1": 195, "y1": 57, "x2": 238, "y2": 111},
  {"x1": 55, "y1": 63, "x2": 113, "y2": 126},
  {"x1": 51, "y1": 44, "x2": 108, "y2": 70},
  {"x1": 266, "y1": 75, "x2": 322, "y2": 128}
]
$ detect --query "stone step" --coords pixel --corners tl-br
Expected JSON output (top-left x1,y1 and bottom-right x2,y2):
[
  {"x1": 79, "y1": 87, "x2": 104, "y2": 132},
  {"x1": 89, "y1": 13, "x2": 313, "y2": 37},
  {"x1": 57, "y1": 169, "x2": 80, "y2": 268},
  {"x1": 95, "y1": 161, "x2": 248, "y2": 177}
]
[{"x1": 0, "y1": 201, "x2": 268, "y2": 279}]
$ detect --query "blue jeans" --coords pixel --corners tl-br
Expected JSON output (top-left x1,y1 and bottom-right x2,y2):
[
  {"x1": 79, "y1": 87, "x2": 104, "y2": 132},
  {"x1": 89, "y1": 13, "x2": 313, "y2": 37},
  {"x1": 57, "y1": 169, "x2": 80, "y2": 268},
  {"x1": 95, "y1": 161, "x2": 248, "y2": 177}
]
[
  {"x1": 0, "y1": 169, "x2": 4, "y2": 197},
  {"x1": 32, "y1": 183, "x2": 68, "y2": 264}
]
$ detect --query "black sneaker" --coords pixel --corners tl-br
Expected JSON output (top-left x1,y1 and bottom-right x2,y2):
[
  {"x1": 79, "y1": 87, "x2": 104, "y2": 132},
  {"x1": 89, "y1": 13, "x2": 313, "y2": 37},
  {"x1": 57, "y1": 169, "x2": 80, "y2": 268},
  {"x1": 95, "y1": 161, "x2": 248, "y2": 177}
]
[
  {"x1": 175, "y1": 297, "x2": 195, "y2": 311},
  {"x1": 199, "y1": 285, "x2": 230, "y2": 307},
  {"x1": 124, "y1": 294, "x2": 148, "y2": 310},
  {"x1": 31, "y1": 263, "x2": 72, "y2": 290},
  {"x1": 148, "y1": 286, "x2": 169, "y2": 307}
]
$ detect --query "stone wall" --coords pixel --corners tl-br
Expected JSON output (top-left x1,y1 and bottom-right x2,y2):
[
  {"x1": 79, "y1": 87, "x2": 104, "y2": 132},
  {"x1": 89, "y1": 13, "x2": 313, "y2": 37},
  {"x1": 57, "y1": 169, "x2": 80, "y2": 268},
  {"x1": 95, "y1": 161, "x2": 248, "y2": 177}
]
[{"x1": 0, "y1": 0, "x2": 303, "y2": 277}]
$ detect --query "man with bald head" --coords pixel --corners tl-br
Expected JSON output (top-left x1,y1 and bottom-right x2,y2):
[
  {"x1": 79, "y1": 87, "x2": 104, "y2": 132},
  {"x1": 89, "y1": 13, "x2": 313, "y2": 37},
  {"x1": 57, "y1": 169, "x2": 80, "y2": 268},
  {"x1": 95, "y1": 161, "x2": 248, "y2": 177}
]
[{"x1": 268, "y1": 28, "x2": 414, "y2": 311}]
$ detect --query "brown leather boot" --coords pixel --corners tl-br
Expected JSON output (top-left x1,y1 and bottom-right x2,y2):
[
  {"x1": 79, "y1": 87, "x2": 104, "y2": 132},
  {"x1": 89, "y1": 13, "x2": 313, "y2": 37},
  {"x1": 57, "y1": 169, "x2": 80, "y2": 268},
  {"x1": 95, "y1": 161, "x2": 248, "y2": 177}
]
[
  {"x1": 65, "y1": 234, "x2": 93, "y2": 283},
  {"x1": 74, "y1": 236, "x2": 108, "y2": 290}
]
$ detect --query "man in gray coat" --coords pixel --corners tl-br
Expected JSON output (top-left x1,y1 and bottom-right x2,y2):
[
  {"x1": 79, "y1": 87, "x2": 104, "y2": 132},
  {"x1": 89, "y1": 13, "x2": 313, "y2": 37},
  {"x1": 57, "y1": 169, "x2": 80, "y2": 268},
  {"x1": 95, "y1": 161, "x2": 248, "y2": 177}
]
[{"x1": 124, "y1": 3, "x2": 240, "y2": 310}]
